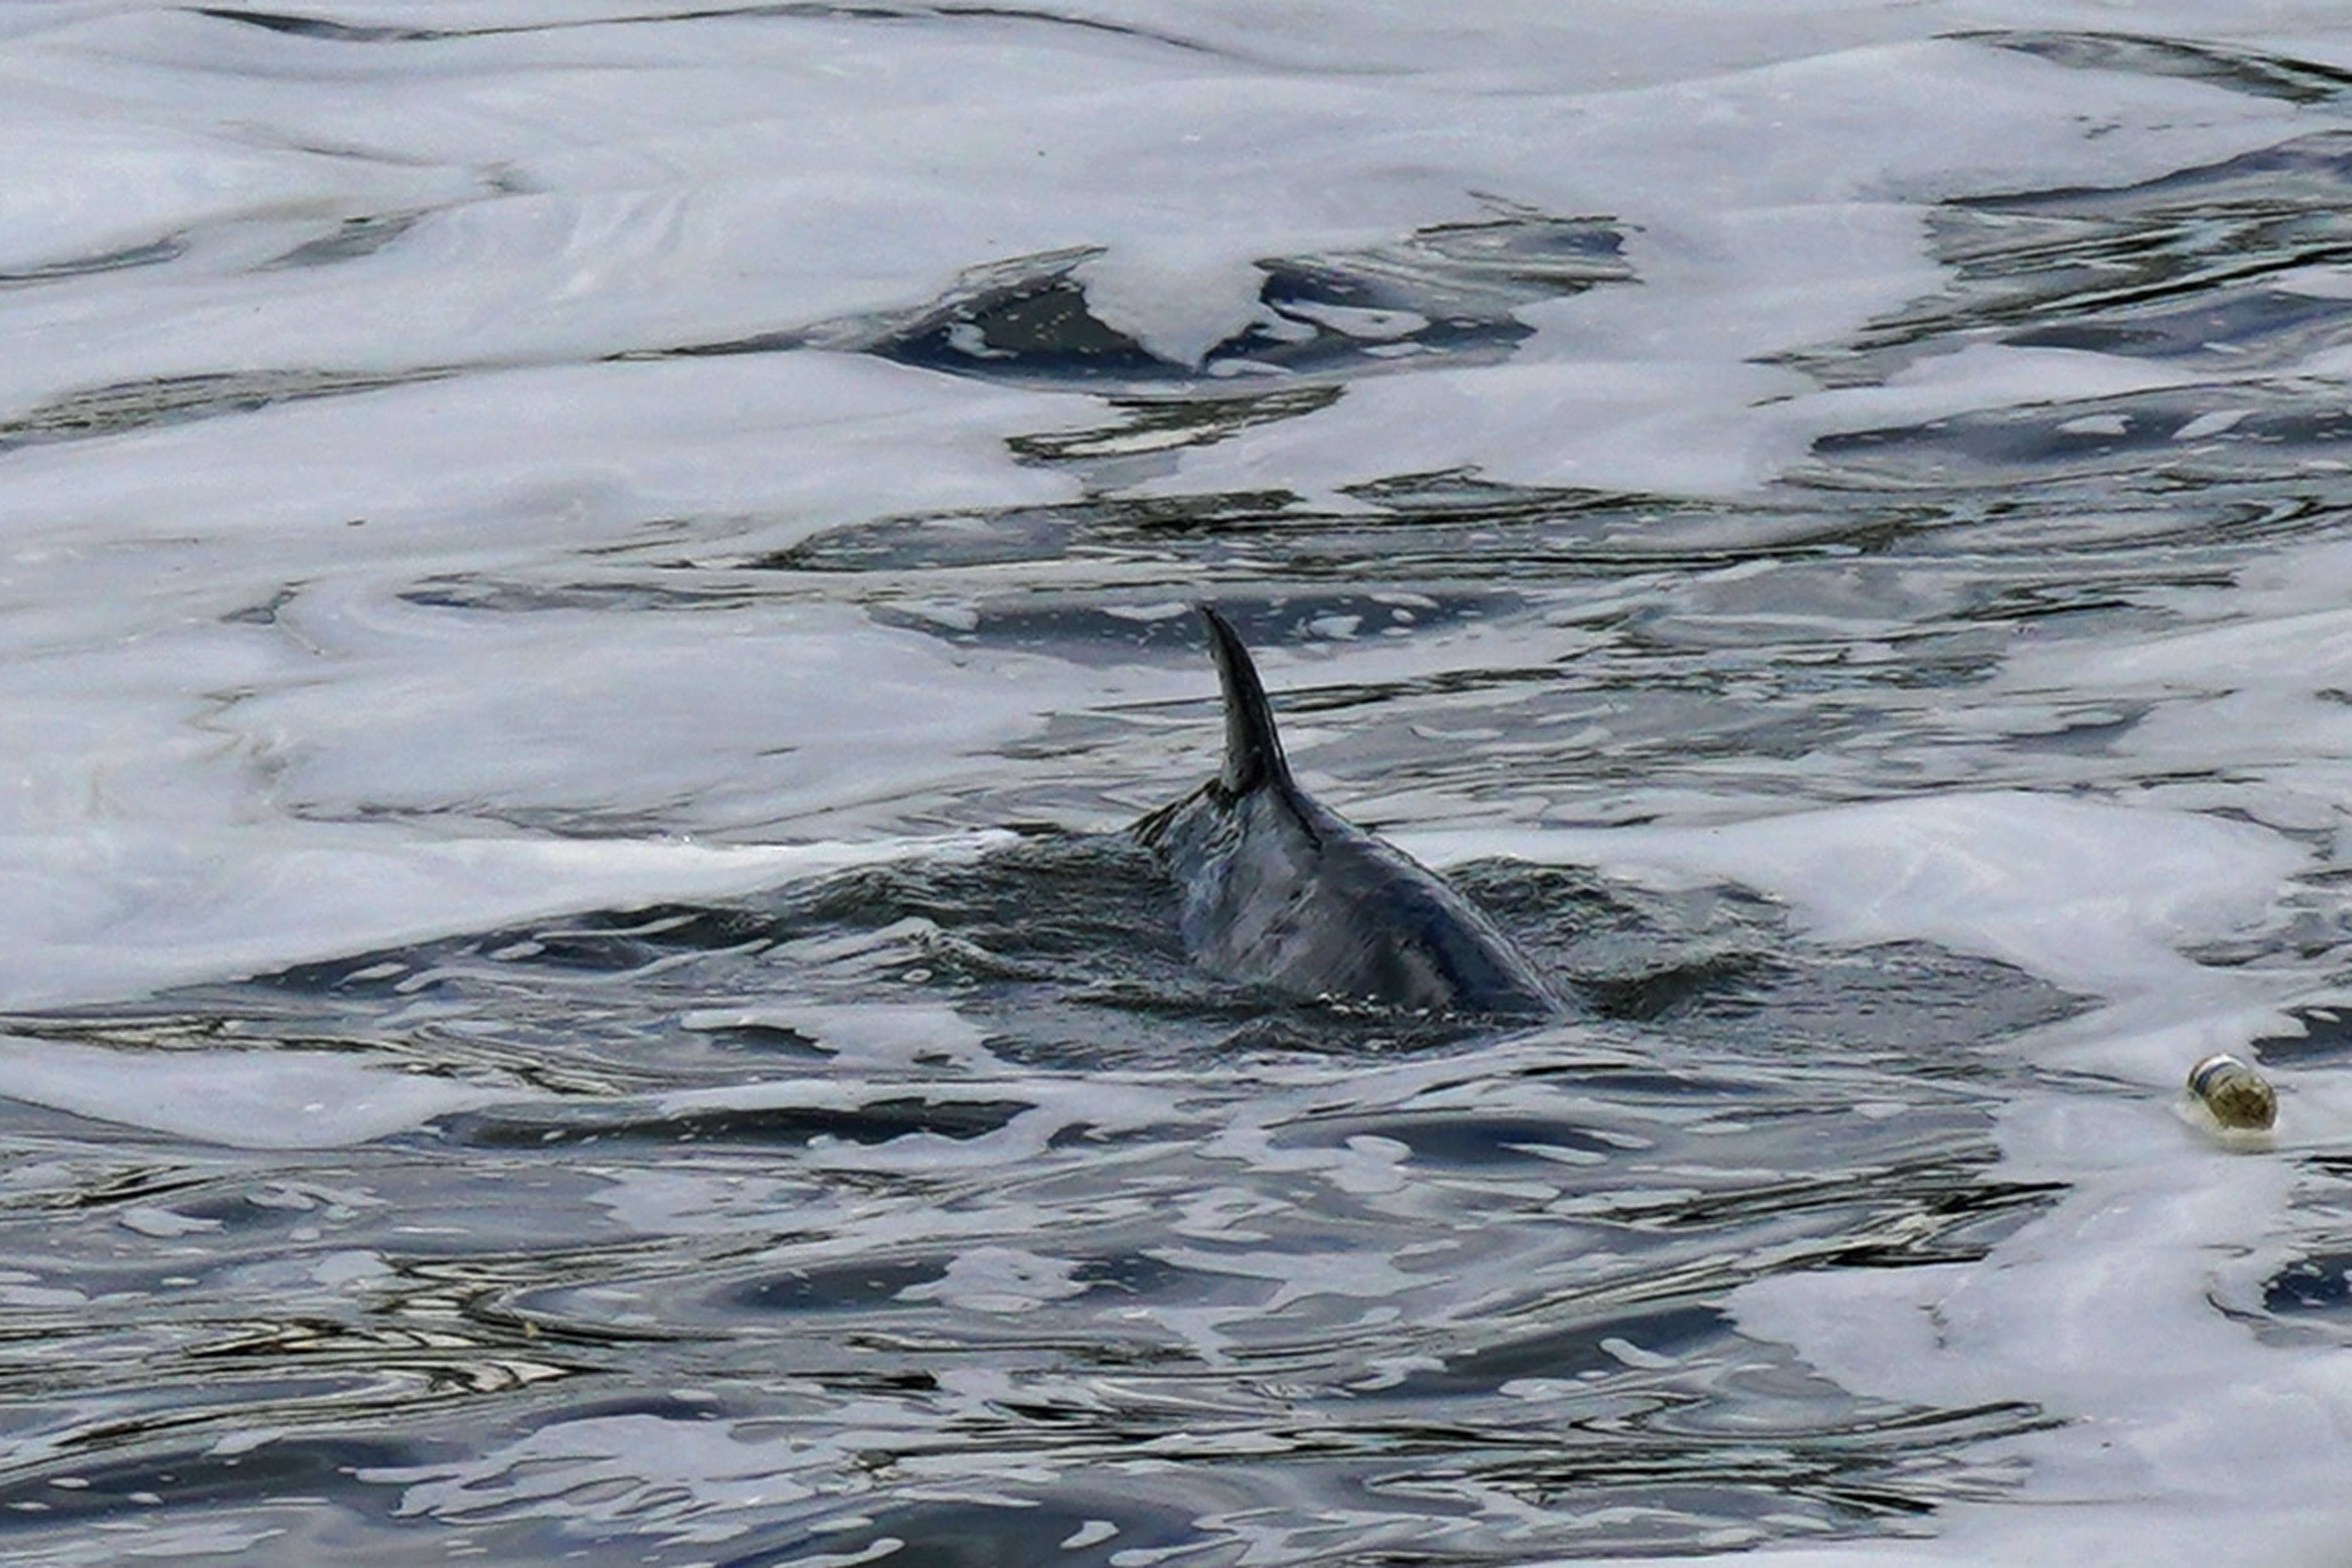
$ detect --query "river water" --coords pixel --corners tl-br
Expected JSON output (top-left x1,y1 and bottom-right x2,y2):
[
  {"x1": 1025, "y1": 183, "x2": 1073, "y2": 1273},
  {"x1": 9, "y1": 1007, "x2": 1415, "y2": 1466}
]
[{"x1": 4, "y1": 3, "x2": 2352, "y2": 1564}]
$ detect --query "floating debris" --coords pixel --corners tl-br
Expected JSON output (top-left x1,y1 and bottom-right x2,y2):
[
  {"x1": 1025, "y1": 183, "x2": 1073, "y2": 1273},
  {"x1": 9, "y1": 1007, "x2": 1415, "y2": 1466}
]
[{"x1": 2187, "y1": 1053, "x2": 2277, "y2": 1132}]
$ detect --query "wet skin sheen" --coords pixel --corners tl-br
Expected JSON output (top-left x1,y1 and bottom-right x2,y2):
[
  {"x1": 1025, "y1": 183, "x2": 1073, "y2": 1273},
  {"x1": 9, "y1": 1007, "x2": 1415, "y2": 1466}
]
[{"x1": 1136, "y1": 606, "x2": 1561, "y2": 1016}]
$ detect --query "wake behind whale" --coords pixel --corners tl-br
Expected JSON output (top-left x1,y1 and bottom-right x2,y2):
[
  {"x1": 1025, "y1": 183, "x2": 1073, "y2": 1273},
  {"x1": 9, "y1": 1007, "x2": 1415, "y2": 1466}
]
[{"x1": 1136, "y1": 606, "x2": 1564, "y2": 1016}]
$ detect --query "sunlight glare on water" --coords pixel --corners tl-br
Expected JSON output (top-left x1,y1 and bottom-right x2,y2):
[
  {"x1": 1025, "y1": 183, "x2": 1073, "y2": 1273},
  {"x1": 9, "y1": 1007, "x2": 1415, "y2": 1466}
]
[{"x1": 4, "y1": 2, "x2": 2352, "y2": 1565}]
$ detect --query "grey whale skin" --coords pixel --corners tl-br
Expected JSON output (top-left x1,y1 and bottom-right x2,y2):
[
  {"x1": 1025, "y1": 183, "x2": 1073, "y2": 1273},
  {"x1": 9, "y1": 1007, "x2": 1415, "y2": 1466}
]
[{"x1": 1136, "y1": 606, "x2": 1561, "y2": 1015}]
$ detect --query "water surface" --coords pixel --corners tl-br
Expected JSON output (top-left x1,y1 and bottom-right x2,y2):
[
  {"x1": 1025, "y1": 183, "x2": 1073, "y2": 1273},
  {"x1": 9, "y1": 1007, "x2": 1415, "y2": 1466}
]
[{"x1": 3, "y1": 4, "x2": 2352, "y2": 1565}]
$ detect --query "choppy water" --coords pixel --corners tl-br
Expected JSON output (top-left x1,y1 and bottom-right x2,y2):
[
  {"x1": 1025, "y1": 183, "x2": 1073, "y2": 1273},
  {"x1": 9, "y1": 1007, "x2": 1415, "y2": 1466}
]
[{"x1": 6, "y1": 3, "x2": 2352, "y2": 1564}]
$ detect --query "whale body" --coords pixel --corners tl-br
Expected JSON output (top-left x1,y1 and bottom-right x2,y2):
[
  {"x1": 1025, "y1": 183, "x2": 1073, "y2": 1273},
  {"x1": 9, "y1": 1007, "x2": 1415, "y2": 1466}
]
[{"x1": 1136, "y1": 606, "x2": 1561, "y2": 1016}]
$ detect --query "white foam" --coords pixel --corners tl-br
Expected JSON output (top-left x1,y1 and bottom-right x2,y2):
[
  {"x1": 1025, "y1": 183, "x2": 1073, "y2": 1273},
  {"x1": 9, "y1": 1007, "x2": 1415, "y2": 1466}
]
[
  {"x1": 1403, "y1": 784, "x2": 2345, "y2": 1567},
  {"x1": 1994, "y1": 541, "x2": 2352, "y2": 830},
  {"x1": 361, "y1": 1412, "x2": 831, "y2": 1542},
  {"x1": 0, "y1": 1035, "x2": 513, "y2": 1149},
  {"x1": 0, "y1": 3, "x2": 2347, "y2": 1561},
  {"x1": 0, "y1": 829, "x2": 1008, "y2": 1011},
  {"x1": 1406, "y1": 790, "x2": 2305, "y2": 1002}
]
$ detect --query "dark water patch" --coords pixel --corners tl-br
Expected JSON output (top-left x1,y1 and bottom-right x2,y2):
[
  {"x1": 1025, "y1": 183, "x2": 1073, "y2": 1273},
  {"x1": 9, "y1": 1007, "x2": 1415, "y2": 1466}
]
[
  {"x1": 865, "y1": 249, "x2": 1161, "y2": 381},
  {"x1": 692, "y1": 1382, "x2": 2036, "y2": 1567},
  {"x1": 398, "y1": 574, "x2": 768, "y2": 614},
  {"x1": 1724, "y1": 944, "x2": 2085, "y2": 1063},
  {"x1": 1949, "y1": 578, "x2": 2189, "y2": 635},
  {"x1": 215, "y1": 900, "x2": 787, "y2": 1007},
  {"x1": 755, "y1": 491, "x2": 1308, "y2": 573},
  {"x1": 1461, "y1": 864, "x2": 1776, "y2": 1006},
  {"x1": 2252, "y1": 1002, "x2": 2352, "y2": 1067},
  {"x1": 0, "y1": 1155, "x2": 225, "y2": 1216},
  {"x1": 443, "y1": 905, "x2": 781, "y2": 975},
  {"x1": 718, "y1": 1492, "x2": 1217, "y2": 1568},
  {"x1": 845, "y1": 247, "x2": 1160, "y2": 381},
  {"x1": 1211, "y1": 207, "x2": 1632, "y2": 380},
  {"x1": 1963, "y1": 29, "x2": 2352, "y2": 106},
  {"x1": 0, "y1": 1434, "x2": 420, "y2": 1526},
  {"x1": 662, "y1": 210, "x2": 1629, "y2": 390},
  {"x1": 1806, "y1": 129, "x2": 2352, "y2": 400},
  {"x1": 261, "y1": 211, "x2": 429, "y2": 269},
  {"x1": 0, "y1": 235, "x2": 185, "y2": 289},
  {"x1": 743, "y1": 527, "x2": 2075, "y2": 815},
  {"x1": 2, "y1": 1000, "x2": 663, "y2": 1107},
  {"x1": 2263, "y1": 1252, "x2": 2352, "y2": 1315},
  {"x1": 851, "y1": 211, "x2": 1628, "y2": 387},
  {"x1": 222, "y1": 582, "x2": 306, "y2": 629},
  {"x1": 723, "y1": 1257, "x2": 952, "y2": 1312},
  {"x1": 1013, "y1": 383, "x2": 1347, "y2": 466},
  {"x1": 196, "y1": 6, "x2": 443, "y2": 41},
  {"x1": 1433, "y1": 1393, "x2": 2049, "y2": 1546},
  {"x1": 1619, "y1": 1160, "x2": 2065, "y2": 1257},
  {"x1": 1515, "y1": 1128, "x2": 2065, "y2": 1291},
  {"x1": 1811, "y1": 388, "x2": 2352, "y2": 491},
  {"x1": 768, "y1": 829, "x2": 1189, "y2": 969},
  {"x1": 44, "y1": 833, "x2": 1221, "y2": 1071},
  {"x1": 872, "y1": 588, "x2": 1526, "y2": 662},
  {"x1": 767, "y1": 483, "x2": 1589, "y2": 586},
  {"x1": 1583, "y1": 951, "x2": 1778, "y2": 1022},
  {"x1": 0, "y1": 1347, "x2": 578, "y2": 1511},
  {"x1": 2003, "y1": 287, "x2": 2352, "y2": 361},
  {"x1": 435, "y1": 1094, "x2": 1033, "y2": 1150},
  {"x1": 712, "y1": 1244, "x2": 1204, "y2": 1320},
  {"x1": 755, "y1": 479, "x2": 2316, "y2": 639},
  {"x1": 2244, "y1": 1146, "x2": 2352, "y2": 1343},
  {"x1": 200, "y1": 1, "x2": 1235, "y2": 60},
  {"x1": 1394, "y1": 1300, "x2": 1736, "y2": 1395},
  {"x1": 522, "y1": 1240, "x2": 1264, "y2": 1362},
  {"x1": 688, "y1": 1019, "x2": 832, "y2": 1059},
  {"x1": 174, "y1": 1314, "x2": 588, "y2": 1394},
  {"x1": 1213, "y1": 253, "x2": 1540, "y2": 374},
  {"x1": 1281, "y1": 1110, "x2": 1623, "y2": 1167},
  {"x1": 1939, "y1": 491, "x2": 2342, "y2": 555},
  {"x1": 0, "y1": 366, "x2": 454, "y2": 451},
  {"x1": 1458, "y1": 863, "x2": 2083, "y2": 1057}
]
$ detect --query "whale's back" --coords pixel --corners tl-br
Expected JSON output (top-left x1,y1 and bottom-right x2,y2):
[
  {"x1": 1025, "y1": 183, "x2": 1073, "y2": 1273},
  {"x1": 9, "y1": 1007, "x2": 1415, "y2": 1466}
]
[{"x1": 1137, "y1": 608, "x2": 1560, "y2": 1016}]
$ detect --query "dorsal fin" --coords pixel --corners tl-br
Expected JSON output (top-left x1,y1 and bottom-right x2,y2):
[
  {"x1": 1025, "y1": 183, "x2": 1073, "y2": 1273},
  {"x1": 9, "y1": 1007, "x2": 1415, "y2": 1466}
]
[{"x1": 1199, "y1": 605, "x2": 1293, "y2": 796}]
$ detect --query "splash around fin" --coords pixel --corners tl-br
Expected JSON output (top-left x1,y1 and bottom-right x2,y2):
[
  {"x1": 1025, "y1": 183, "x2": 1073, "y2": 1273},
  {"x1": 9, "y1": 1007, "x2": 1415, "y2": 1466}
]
[{"x1": 1136, "y1": 605, "x2": 1563, "y2": 1017}]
